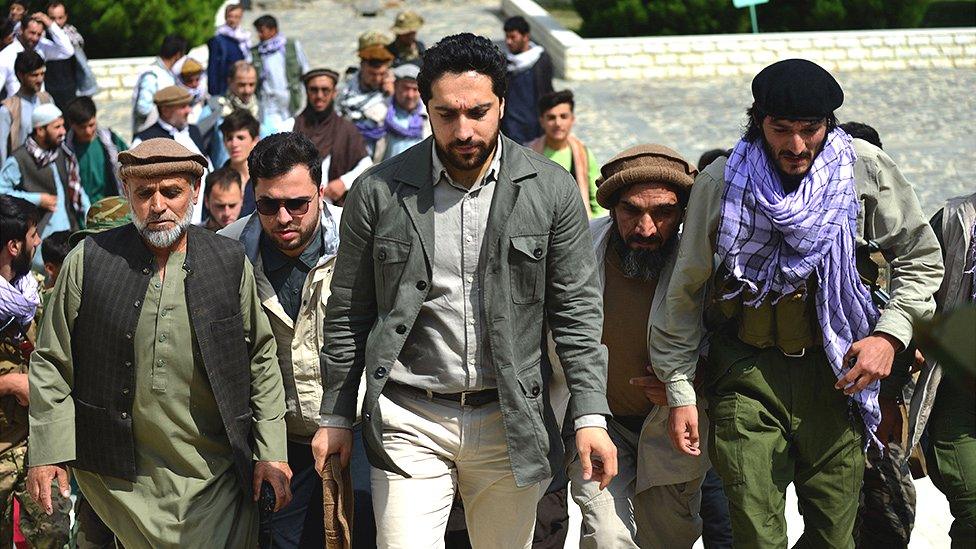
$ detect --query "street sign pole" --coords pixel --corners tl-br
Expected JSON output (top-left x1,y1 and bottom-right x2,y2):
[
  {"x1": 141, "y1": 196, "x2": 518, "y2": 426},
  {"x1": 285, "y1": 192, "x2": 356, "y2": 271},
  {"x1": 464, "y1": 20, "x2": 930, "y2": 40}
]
[{"x1": 732, "y1": 0, "x2": 768, "y2": 33}]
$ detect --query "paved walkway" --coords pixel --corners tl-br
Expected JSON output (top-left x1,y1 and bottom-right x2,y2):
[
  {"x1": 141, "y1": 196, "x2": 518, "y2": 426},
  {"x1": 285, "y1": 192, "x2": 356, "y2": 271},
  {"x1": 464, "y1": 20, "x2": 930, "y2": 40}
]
[{"x1": 94, "y1": 3, "x2": 965, "y2": 544}]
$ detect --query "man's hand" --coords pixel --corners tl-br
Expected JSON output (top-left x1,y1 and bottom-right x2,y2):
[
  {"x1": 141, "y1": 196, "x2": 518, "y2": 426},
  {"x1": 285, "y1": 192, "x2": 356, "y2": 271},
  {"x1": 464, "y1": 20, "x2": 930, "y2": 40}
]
[
  {"x1": 39, "y1": 193, "x2": 58, "y2": 211},
  {"x1": 876, "y1": 396, "x2": 903, "y2": 447},
  {"x1": 575, "y1": 426, "x2": 617, "y2": 490},
  {"x1": 252, "y1": 461, "x2": 293, "y2": 512},
  {"x1": 912, "y1": 349, "x2": 925, "y2": 374},
  {"x1": 837, "y1": 333, "x2": 900, "y2": 396},
  {"x1": 26, "y1": 464, "x2": 70, "y2": 515},
  {"x1": 31, "y1": 13, "x2": 53, "y2": 28},
  {"x1": 382, "y1": 72, "x2": 395, "y2": 96},
  {"x1": 311, "y1": 427, "x2": 353, "y2": 474},
  {"x1": 0, "y1": 372, "x2": 29, "y2": 406},
  {"x1": 321, "y1": 179, "x2": 346, "y2": 202},
  {"x1": 630, "y1": 366, "x2": 668, "y2": 406},
  {"x1": 668, "y1": 405, "x2": 701, "y2": 456}
]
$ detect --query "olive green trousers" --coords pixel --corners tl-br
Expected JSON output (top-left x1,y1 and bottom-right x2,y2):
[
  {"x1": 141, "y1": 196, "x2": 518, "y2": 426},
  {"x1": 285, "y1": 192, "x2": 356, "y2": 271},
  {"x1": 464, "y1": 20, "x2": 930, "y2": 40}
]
[
  {"x1": 705, "y1": 334, "x2": 865, "y2": 548},
  {"x1": 926, "y1": 374, "x2": 976, "y2": 549}
]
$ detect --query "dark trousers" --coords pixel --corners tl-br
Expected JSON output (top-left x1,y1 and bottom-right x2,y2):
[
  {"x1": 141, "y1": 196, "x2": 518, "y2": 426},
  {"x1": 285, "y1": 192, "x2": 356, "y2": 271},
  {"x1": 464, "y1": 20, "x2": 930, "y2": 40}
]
[
  {"x1": 700, "y1": 467, "x2": 734, "y2": 549},
  {"x1": 261, "y1": 426, "x2": 375, "y2": 548}
]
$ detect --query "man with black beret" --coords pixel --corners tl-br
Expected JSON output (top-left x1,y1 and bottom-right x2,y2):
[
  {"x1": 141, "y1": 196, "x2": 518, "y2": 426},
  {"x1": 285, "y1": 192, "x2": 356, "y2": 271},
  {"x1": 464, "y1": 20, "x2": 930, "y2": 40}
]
[
  {"x1": 650, "y1": 59, "x2": 944, "y2": 546},
  {"x1": 25, "y1": 138, "x2": 292, "y2": 547}
]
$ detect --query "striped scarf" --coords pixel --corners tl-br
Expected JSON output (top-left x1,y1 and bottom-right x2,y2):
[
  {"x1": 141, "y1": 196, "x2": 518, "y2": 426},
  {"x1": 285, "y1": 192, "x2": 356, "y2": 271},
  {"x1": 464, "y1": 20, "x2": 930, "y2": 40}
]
[
  {"x1": 718, "y1": 128, "x2": 882, "y2": 446},
  {"x1": 26, "y1": 136, "x2": 83, "y2": 217}
]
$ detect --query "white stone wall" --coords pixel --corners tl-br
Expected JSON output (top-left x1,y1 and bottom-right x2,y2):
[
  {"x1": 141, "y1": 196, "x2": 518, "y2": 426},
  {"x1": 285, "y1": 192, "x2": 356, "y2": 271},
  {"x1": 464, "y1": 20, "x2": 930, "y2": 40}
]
[
  {"x1": 502, "y1": 0, "x2": 976, "y2": 81},
  {"x1": 88, "y1": 43, "x2": 211, "y2": 103}
]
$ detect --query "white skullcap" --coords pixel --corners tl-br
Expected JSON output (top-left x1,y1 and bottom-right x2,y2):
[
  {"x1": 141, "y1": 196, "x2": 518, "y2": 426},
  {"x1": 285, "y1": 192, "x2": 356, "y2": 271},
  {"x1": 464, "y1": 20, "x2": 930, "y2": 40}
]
[{"x1": 31, "y1": 103, "x2": 62, "y2": 128}]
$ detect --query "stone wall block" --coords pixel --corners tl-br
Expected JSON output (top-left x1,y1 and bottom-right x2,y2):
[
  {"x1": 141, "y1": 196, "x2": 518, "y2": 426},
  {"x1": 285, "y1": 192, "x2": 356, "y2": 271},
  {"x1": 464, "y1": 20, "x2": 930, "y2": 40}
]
[
  {"x1": 717, "y1": 65, "x2": 741, "y2": 76},
  {"x1": 917, "y1": 46, "x2": 940, "y2": 57},
  {"x1": 955, "y1": 34, "x2": 975, "y2": 45},
  {"x1": 882, "y1": 59, "x2": 908, "y2": 70},
  {"x1": 954, "y1": 57, "x2": 976, "y2": 68},
  {"x1": 870, "y1": 47, "x2": 895, "y2": 59},
  {"x1": 642, "y1": 41, "x2": 668, "y2": 54},
  {"x1": 678, "y1": 53, "x2": 703, "y2": 65},
  {"x1": 847, "y1": 47, "x2": 868, "y2": 59},
  {"x1": 860, "y1": 36, "x2": 883, "y2": 47},
  {"x1": 930, "y1": 34, "x2": 955, "y2": 45},
  {"x1": 690, "y1": 40, "x2": 715, "y2": 52},
  {"x1": 883, "y1": 35, "x2": 907, "y2": 47},
  {"x1": 835, "y1": 37, "x2": 861, "y2": 48},
  {"x1": 907, "y1": 35, "x2": 931, "y2": 46},
  {"x1": 582, "y1": 57, "x2": 605, "y2": 69},
  {"x1": 641, "y1": 66, "x2": 668, "y2": 79},
  {"x1": 668, "y1": 41, "x2": 691, "y2": 53},
  {"x1": 895, "y1": 47, "x2": 917, "y2": 58},
  {"x1": 655, "y1": 53, "x2": 679, "y2": 65},
  {"x1": 692, "y1": 64, "x2": 717, "y2": 77},
  {"x1": 823, "y1": 49, "x2": 848, "y2": 60}
]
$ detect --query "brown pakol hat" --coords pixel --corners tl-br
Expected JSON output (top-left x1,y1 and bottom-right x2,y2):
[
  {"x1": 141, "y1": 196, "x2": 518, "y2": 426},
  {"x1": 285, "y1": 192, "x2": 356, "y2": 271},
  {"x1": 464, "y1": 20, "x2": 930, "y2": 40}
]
[
  {"x1": 153, "y1": 85, "x2": 192, "y2": 107},
  {"x1": 595, "y1": 144, "x2": 697, "y2": 209},
  {"x1": 118, "y1": 138, "x2": 208, "y2": 181}
]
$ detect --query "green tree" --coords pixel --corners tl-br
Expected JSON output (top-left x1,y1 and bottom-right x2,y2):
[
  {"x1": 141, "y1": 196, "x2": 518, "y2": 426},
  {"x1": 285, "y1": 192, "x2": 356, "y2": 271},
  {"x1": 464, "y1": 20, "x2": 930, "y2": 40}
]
[
  {"x1": 60, "y1": 0, "x2": 225, "y2": 59},
  {"x1": 573, "y1": 0, "x2": 932, "y2": 37}
]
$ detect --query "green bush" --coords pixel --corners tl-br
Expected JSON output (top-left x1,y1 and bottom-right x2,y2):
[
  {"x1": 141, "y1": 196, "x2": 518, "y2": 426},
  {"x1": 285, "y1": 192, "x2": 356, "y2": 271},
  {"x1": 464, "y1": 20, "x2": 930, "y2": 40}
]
[
  {"x1": 573, "y1": 0, "x2": 934, "y2": 37},
  {"x1": 921, "y1": 1, "x2": 976, "y2": 26},
  {"x1": 59, "y1": 0, "x2": 225, "y2": 59}
]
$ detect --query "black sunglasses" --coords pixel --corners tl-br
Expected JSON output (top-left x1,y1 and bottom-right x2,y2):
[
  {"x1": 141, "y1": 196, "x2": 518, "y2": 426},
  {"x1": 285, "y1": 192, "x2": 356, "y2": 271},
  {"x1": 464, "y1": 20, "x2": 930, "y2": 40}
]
[{"x1": 255, "y1": 197, "x2": 314, "y2": 216}]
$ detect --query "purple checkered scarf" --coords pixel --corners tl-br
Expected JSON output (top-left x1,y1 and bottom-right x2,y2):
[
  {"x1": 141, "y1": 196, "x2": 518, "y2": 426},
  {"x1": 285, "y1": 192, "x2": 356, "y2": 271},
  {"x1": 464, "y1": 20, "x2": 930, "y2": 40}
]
[
  {"x1": 0, "y1": 274, "x2": 39, "y2": 328},
  {"x1": 719, "y1": 128, "x2": 881, "y2": 446}
]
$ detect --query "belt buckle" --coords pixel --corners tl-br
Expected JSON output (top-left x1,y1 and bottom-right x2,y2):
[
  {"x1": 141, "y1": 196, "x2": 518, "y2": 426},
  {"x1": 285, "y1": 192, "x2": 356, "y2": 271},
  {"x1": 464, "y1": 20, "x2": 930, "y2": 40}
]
[{"x1": 782, "y1": 347, "x2": 807, "y2": 358}]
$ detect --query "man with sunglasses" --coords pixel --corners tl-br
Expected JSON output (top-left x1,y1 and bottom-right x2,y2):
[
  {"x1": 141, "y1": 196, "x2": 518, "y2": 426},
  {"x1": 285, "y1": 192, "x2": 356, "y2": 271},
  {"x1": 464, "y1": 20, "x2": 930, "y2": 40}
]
[{"x1": 220, "y1": 131, "x2": 372, "y2": 547}]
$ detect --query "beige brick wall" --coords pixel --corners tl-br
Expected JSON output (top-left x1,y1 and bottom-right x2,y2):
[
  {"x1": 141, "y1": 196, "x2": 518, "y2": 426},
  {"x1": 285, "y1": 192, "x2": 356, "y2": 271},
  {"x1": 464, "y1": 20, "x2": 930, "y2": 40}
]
[{"x1": 502, "y1": 0, "x2": 976, "y2": 81}]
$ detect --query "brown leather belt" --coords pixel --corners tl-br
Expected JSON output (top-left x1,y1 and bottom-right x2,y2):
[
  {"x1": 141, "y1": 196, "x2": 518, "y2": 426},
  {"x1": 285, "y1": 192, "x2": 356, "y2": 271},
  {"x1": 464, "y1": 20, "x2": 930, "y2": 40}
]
[{"x1": 391, "y1": 383, "x2": 499, "y2": 407}]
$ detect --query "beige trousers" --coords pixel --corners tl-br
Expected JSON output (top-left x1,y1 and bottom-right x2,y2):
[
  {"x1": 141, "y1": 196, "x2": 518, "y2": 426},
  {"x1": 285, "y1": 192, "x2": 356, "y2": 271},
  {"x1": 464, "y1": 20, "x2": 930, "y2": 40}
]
[
  {"x1": 371, "y1": 385, "x2": 548, "y2": 549},
  {"x1": 568, "y1": 420, "x2": 704, "y2": 549}
]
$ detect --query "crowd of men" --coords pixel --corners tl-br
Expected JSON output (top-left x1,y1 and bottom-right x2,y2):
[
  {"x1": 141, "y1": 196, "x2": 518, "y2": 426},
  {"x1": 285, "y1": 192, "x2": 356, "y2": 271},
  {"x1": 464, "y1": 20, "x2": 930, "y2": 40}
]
[{"x1": 0, "y1": 2, "x2": 973, "y2": 549}]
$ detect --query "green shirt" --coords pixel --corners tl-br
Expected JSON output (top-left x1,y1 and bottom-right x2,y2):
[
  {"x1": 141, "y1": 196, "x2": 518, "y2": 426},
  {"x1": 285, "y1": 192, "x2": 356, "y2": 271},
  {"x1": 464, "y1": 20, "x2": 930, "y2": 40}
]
[
  {"x1": 28, "y1": 244, "x2": 286, "y2": 548},
  {"x1": 542, "y1": 145, "x2": 606, "y2": 218},
  {"x1": 74, "y1": 131, "x2": 128, "y2": 203},
  {"x1": 649, "y1": 139, "x2": 944, "y2": 408}
]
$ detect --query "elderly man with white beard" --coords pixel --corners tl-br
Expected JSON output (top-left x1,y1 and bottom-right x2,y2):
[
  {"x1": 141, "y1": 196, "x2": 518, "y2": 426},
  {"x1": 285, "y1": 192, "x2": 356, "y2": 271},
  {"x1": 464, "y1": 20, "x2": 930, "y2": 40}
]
[{"x1": 25, "y1": 138, "x2": 291, "y2": 548}]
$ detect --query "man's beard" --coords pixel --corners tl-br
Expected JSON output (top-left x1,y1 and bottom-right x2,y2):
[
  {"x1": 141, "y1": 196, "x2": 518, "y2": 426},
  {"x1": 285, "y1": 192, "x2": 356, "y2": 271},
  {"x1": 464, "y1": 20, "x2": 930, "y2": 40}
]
[
  {"x1": 609, "y1": 222, "x2": 677, "y2": 282},
  {"x1": 133, "y1": 205, "x2": 194, "y2": 250},
  {"x1": 435, "y1": 129, "x2": 498, "y2": 174},
  {"x1": 11, "y1": 243, "x2": 33, "y2": 278}
]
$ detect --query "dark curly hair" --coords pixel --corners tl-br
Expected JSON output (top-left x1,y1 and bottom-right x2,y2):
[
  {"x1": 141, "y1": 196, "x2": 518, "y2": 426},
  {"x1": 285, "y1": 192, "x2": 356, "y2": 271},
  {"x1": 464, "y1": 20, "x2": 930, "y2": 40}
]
[
  {"x1": 418, "y1": 33, "x2": 507, "y2": 106},
  {"x1": 248, "y1": 132, "x2": 321, "y2": 187},
  {"x1": 742, "y1": 102, "x2": 837, "y2": 143}
]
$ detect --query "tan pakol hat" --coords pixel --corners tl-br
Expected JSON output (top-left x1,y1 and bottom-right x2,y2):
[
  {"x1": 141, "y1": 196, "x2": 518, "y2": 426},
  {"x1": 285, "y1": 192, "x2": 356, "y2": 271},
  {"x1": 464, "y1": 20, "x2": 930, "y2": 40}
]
[
  {"x1": 118, "y1": 138, "x2": 208, "y2": 181},
  {"x1": 153, "y1": 85, "x2": 192, "y2": 107},
  {"x1": 358, "y1": 30, "x2": 394, "y2": 62},
  {"x1": 595, "y1": 144, "x2": 698, "y2": 209}
]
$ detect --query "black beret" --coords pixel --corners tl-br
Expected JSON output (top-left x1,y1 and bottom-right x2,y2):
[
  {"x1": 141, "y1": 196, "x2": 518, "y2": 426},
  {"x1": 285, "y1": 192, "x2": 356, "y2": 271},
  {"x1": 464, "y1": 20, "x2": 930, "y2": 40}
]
[{"x1": 752, "y1": 59, "x2": 843, "y2": 120}]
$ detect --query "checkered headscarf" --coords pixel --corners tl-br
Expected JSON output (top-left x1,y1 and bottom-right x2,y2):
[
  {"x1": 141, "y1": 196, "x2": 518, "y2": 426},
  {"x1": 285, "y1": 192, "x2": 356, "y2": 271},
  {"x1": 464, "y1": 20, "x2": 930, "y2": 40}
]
[{"x1": 718, "y1": 128, "x2": 881, "y2": 446}]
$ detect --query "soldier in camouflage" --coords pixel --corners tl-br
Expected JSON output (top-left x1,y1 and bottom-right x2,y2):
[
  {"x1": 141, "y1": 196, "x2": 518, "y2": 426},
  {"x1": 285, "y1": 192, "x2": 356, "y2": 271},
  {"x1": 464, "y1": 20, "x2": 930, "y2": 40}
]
[{"x1": 0, "y1": 195, "x2": 70, "y2": 549}]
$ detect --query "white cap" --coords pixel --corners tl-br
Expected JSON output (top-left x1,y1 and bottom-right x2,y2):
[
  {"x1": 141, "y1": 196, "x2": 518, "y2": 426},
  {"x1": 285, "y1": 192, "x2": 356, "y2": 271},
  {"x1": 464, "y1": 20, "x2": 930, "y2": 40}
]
[{"x1": 31, "y1": 103, "x2": 62, "y2": 128}]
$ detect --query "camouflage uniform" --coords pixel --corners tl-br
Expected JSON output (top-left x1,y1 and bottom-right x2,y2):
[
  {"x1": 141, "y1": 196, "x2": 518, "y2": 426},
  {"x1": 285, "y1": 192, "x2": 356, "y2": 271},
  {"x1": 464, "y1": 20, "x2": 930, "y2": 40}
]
[{"x1": 0, "y1": 322, "x2": 70, "y2": 549}]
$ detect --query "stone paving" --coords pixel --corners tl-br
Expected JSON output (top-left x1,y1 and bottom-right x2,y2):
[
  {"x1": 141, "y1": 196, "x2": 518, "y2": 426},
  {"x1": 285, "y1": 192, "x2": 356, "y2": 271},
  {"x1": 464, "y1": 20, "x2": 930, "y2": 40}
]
[{"x1": 88, "y1": 1, "x2": 968, "y2": 547}]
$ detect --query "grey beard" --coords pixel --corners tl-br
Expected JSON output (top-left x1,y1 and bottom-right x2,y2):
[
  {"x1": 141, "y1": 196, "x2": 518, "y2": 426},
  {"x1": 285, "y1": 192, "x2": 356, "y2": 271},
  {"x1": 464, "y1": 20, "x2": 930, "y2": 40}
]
[
  {"x1": 133, "y1": 206, "x2": 194, "y2": 250},
  {"x1": 609, "y1": 227, "x2": 677, "y2": 282}
]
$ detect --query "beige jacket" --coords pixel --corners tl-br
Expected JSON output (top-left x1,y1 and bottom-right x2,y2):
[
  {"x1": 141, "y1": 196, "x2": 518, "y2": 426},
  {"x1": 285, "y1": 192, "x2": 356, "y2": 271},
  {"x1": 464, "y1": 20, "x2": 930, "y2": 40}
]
[
  {"x1": 221, "y1": 206, "x2": 364, "y2": 442},
  {"x1": 549, "y1": 216, "x2": 710, "y2": 492}
]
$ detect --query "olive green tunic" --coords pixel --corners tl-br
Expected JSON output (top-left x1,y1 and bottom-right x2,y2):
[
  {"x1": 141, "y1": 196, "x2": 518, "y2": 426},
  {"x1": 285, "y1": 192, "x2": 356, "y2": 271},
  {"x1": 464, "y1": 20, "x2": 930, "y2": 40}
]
[{"x1": 28, "y1": 245, "x2": 287, "y2": 549}]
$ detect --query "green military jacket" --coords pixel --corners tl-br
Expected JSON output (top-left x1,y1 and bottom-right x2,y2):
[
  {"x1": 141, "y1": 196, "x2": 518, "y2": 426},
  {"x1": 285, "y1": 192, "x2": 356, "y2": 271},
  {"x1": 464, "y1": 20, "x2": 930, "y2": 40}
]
[
  {"x1": 650, "y1": 138, "x2": 944, "y2": 407},
  {"x1": 319, "y1": 136, "x2": 610, "y2": 487}
]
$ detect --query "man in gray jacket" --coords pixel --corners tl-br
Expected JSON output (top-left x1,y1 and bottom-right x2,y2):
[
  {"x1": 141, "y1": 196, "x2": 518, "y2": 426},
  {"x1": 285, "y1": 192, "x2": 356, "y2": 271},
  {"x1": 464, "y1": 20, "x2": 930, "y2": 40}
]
[{"x1": 311, "y1": 33, "x2": 616, "y2": 548}]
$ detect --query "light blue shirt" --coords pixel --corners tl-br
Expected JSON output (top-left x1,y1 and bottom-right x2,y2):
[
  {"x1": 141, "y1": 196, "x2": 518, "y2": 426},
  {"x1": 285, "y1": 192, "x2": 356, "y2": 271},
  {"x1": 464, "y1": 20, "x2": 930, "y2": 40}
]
[
  {"x1": 0, "y1": 93, "x2": 44, "y2": 161},
  {"x1": 0, "y1": 154, "x2": 91, "y2": 270},
  {"x1": 382, "y1": 107, "x2": 426, "y2": 161},
  {"x1": 257, "y1": 39, "x2": 308, "y2": 126}
]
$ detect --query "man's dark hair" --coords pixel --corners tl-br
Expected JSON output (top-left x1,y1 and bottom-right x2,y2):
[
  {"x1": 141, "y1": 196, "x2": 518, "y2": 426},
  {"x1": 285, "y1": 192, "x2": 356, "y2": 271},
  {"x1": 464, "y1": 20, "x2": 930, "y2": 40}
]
[
  {"x1": 253, "y1": 15, "x2": 278, "y2": 31},
  {"x1": 538, "y1": 90, "x2": 574, "y2": 115},
  {"x1": 503, "y1": 15, "x2": 530, "y2": 35},
  {"x1": 9, "y1": 1, "x2": 29, "y2": 9},
  {"x1": 14, "y1": 49, "x2": 43, "y2": 75},
  {"x1": 697, "y1": 148, "x2": 730, "y2": 171},
  {"x1": 743, "y1": 102, "x2": 837, "y2": 143},
  {"x1": 220, "y1": 109, "x2": 260, "y2": 138},
  {"x1": 159, "y1": 34, "x2": 187, "y2": 60},
  {"x1": 839, "y1": 121, "x2": 883, "y2": 149},
  {"x1": 0, "y1": 194, "x2": 38, "y2": 249},
  {"x1": 0, "y1": 19, "x2": 15, "y2": 41},
  {"x1": 41, "y1": 230, "x2": 70, "y2": 266},
  {"x1": 205, "y1": 165, "x2": 242, "y2": 198},
  {"x1": 418, "y1": 33, "x2": 507, "y2": 105},
  {"x1": 46, "y1": 1, "x2": 65, "y2": 11},
  {"x1": 248, "y1": 132, "x2": 321, "y2": 188},
  {"x1": 64, "y1": 95, "x2": 96, "y2": 126}
]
